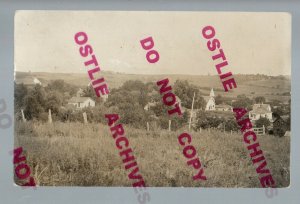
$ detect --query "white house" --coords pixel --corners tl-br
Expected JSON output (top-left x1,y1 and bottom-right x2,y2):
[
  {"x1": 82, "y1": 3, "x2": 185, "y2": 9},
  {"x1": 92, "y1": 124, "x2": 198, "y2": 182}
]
[
  {"x1": 33, "y1": 77, "x2": 42, "y2": 85},
  {"x1": 102, "y1": 94, "x2": 109, "y2": 102},
  {"x1": 215, "y1": 104, "x2": 233, "y2": 112},
  {"x1": 144, "y1": 101, "x2": 158, "y2": 111},
  {"x1": 67, "y1": 97, "x2": 95, "y2": 109},
  {"x1": 249, "y1": 104, "x2": 273, "y2": 121},
  {"x1": 15, "y1": 75, "x2": 43, "y2": 87}
]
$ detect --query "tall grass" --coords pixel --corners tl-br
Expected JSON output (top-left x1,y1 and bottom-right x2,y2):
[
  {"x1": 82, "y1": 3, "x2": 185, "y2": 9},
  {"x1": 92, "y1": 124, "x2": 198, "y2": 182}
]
[{"x1": 14, "y1": 121, "x2": 290, "y2": 187}]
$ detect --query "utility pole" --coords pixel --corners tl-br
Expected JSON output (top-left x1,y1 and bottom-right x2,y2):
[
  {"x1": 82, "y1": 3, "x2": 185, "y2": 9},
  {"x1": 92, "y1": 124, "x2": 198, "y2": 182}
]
[
  {"x1": 48, "y1": 109, "x2": 52, "y2": 123},
  {"x1": 189, "y1": 92, "x2": 196, "y2": 131}
]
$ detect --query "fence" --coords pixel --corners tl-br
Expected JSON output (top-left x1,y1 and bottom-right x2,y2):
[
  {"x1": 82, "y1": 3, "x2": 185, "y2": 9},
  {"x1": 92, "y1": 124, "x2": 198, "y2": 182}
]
[
  {"x1": 20, "y1": 109, "x2": 266, "y2": 136},
  {"x1": 253, "y1": 125, "x2": 266, "y2": 135}
]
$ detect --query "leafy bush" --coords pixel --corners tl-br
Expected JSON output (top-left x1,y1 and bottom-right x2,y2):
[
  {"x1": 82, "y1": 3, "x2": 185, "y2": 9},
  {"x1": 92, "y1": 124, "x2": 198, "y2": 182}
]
[{"x1": 255, "y1": 117, "x2": 270, "y2": 128}]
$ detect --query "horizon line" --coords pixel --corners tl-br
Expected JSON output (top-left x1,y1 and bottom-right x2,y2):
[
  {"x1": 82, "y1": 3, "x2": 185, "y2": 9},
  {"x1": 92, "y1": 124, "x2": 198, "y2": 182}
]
[{"x1": 15, "y1": 70, "x2": 291, "y2": 77}]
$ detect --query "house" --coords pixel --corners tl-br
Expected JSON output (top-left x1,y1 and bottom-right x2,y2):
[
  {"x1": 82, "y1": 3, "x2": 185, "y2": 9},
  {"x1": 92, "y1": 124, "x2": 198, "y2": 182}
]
[
  {"x1": 102, "y1": 94, "x2": 109, "y2": 102},
  {"x1": 15, "y1": 74, "x2": 43, "y2": 88},
  {"x1": 215, "y1": 104, "x2": 233, "y2": 112},
  {"x1": 249, "y1": 103, "x2": 272, "y2": 121},
  {"x1": 67, "y1": 97, "x2": 95, "y2": 109},
  {"x1": 144, "y1": 101, "x2": 158, "y2": 111}
]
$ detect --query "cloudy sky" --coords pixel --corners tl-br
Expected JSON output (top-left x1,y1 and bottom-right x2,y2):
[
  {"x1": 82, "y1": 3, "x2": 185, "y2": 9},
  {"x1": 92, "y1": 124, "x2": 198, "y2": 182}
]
[{"x1": 15, "y1": 11, "x2": 291, "y2": 75}]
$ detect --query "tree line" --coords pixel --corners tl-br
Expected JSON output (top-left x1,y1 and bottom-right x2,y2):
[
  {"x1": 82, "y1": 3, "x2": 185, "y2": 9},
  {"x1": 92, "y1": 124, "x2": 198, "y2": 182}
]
[{"x1": 15, "y1": 79, "x2": 290, "y2": 135}]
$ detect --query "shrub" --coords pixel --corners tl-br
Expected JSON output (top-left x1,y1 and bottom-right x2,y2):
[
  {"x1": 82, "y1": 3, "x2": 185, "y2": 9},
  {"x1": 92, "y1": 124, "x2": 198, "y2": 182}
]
[{"x1": 255, "y1": 117, "x2": 270, "y2": 128}]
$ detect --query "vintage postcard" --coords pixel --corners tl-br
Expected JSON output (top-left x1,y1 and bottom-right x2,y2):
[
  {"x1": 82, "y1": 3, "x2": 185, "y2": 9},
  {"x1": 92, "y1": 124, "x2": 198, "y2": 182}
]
[{"x1": 14, "y1": 11, "x2": 291, "y2": 189}]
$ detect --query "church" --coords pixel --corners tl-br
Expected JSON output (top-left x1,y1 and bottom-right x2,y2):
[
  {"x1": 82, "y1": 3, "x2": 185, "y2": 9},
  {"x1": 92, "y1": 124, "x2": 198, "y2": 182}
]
[
  {"x1": 205, "y1": 88, "x2": 216, "y2": 111},
  {"x1": 204, "y1": 88, "x2": 233, "y2": 112}
]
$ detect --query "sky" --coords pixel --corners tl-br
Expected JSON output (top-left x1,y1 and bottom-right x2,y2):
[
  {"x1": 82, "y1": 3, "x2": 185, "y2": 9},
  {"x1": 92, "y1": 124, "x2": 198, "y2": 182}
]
[{"x1": 15, "y1": 11, "x2": 291, "y2": 76}]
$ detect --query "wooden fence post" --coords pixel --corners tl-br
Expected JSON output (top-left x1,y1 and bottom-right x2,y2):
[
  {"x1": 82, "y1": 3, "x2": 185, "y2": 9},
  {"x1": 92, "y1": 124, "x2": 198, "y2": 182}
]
[
  {"x1": 200, "y1": 127, "x2": 202, "y2": 134},
  {"x1": 168, "y1": 120, "x2": 171, "y2": 132},
  {"x1": 263, "y1": 125, "x2": 265, "y2": 135},
  {"x1": 21, "y1": 109, "x2": 26, "y2": 122},
  {"x1": 83, "y1": 112, "x2": 88, "y2": 124},
  {"x1": 147, "y1": 122, "x2": 149, "y2": 131},
  {"x1": 231, "y1": 130, "x2": 232, "y2": 135},
  {"x1": 189, "y1": 92, "x2": 195, "y2": 131},
  {"x1": 48, "y1": 109, "x2": 52, "y2": 123}
]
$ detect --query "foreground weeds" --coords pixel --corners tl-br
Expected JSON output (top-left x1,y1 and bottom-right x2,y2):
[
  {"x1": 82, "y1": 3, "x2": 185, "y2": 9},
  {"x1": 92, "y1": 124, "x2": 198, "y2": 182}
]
[{"x1": 14, "y1": 121, "x2": 290, "y2": 187}]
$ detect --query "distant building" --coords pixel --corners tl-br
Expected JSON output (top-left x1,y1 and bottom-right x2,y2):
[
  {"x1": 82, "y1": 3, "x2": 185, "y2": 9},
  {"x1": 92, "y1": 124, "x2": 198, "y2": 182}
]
[
  {"x1": 204, "y1": 88, "x2": 233, "y2": 112},
  {"x1": 102, "y1": 94, "x2": 108, "y2": 102},
  {"x1": 249, "y1": 104, "x2": 272, "y2": 121},
  {"x1": 15, "y1": 75, "x2": 42, "y2": 87},
  {"x1": 215, "y1": 104, "x2": 233, "y2": 112},
  {"x1": 144, "y1": 101, "x2": 158, "y2": 111},
  {"x1": 67, "y1": 97, "x2": 95, "y2": 109},
  {"x1": 33, "y1": 77, "x2": 42, "y2": 85},
  {"x1": 204, "y1": 88, "x2": 216, "y2": 111}
]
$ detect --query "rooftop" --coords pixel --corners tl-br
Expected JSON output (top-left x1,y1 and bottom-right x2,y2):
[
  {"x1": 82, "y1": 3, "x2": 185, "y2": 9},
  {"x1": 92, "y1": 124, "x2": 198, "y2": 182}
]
[
  {"x1": 68, "y1": 97, "x2": 94, "y2": 103},
  {"x1": 215, "y1": 104, "x2": 232, "y2": 108},
  {"x1": 250, "y1": 104, "x2": 272, "y2": 114}
]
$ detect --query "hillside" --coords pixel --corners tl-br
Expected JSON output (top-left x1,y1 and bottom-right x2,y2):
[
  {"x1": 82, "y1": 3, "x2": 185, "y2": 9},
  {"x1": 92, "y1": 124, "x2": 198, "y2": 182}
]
[{"x1": 15, "y1": 71, "x2": 291, "y2": 103}]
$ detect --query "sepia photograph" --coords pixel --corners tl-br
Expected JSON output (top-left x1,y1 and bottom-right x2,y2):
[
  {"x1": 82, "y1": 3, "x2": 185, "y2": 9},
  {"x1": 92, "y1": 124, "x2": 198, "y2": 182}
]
[{"x1": 14, "y1": 11, "x2": 291, "y2": 187}]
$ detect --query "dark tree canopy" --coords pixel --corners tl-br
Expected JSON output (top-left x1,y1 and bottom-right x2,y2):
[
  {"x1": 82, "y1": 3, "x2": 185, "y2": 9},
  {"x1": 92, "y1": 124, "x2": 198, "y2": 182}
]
[
  {"x1": 255, "y1": 117, "x2": 270, "y2": 128},
  {"x1": 173, "y1": 80, "x2": 206, "y2": 110},
  {"x1": 215, "y1": 94, "x2": 223, "y2": 105},
  {"x1": 255, "y1": 96, "x2": 266, "y2": 104},
  {"x1": 14, "y1": 83, "x2": 28, "y2": 112}
]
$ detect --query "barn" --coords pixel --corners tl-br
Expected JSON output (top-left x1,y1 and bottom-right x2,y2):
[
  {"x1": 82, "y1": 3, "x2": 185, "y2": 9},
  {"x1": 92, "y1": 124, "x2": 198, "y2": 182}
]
[{"x1": 67, "y1": 97, "x2": 95, "y2": 109}]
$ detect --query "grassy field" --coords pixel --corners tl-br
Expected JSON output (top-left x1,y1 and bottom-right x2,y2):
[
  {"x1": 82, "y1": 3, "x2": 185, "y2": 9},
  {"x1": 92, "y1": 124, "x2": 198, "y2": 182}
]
[{"x1": 14, "y1": 121, "x2": 290, "y2": 187}]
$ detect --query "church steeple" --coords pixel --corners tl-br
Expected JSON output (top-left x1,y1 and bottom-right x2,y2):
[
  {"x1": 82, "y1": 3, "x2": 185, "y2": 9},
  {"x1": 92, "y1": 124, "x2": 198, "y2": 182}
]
[
  {"x1": 205, "y1": 88, "x2": 216, "y2": 111},
  {"x1": 210, "y1": 88, "x2": 215, "y2": 97}
]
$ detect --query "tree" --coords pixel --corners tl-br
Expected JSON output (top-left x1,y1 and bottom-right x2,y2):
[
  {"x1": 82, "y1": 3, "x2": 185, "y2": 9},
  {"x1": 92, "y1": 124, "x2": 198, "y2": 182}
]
[
  {"x1": 45, "y1": 91, "x2": 63, "y2": 114},
  {"x1": 46, "y1": 80, "x2": 78, "y2": 98},
  {"x1": 273, "y1": 107, "x2": 285, "y2": 116},
  {"x1": 224, "y1": 119, "x2": 239, "y2": 131},
  {"x1": 23, "y1": 84, "x2": 46, "y2": 120},
  {"x1": 232, "y1": 96, "x2": 253, "y2": 110},
  {"x1": 255, "y1": 96, "x2": 266, "y2": 104},
  {"x1": 270, "y1": 100, "x2": 281, "y2": 107},
  {"x1": 273, "y1": 117, "x2": 287, "y2": 137},
  {"x1": 83, "y1": 85, "x2": 104, "y2": 104},
  {"x1": 215, "y1": 94, "x2": 223, "y2": 105},
  {"x1": 174, "y1": 80, "x2": 206, "y2": 109},
  {"x1": 24, "y1": 96, "x2": 44, "y2": 120},
  {"x1": 194, "y1": 111, "x2": 217, "y2": 129},
  {"x1": 255, "y1": 117, "x2": 270, "y2": 128},
  {"x1": 14, "y1": 83, "x2": 28, "y2": 113},
  {"x1": 118, "y1": 103, "x2": 145, "y2": 128}
]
